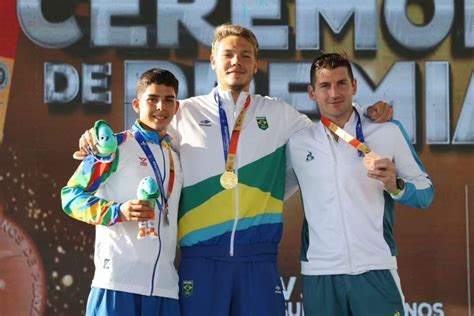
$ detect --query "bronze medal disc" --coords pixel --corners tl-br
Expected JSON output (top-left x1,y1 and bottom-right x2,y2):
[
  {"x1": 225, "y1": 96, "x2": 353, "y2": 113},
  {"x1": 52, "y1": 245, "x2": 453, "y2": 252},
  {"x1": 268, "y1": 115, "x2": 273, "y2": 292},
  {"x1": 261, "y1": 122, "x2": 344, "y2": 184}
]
[{"x1": 363, "y1": 151, "x2": 381, "y2": 171}]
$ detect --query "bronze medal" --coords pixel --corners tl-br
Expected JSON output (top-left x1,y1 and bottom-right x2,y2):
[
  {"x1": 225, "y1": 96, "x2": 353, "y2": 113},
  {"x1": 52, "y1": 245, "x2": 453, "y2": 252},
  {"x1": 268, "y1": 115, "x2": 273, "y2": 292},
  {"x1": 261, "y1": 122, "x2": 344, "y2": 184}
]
[{"x1": 363, "y1": 151, "x2": 381, "y2": 170}]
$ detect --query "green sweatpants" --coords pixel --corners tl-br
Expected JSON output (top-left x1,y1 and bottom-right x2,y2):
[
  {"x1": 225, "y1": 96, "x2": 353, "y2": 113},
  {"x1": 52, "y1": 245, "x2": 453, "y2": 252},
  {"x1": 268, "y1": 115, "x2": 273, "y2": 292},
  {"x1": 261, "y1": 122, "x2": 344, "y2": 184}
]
[{"x1": 302, "y1": 270, "x2": 405, "y2": 316}]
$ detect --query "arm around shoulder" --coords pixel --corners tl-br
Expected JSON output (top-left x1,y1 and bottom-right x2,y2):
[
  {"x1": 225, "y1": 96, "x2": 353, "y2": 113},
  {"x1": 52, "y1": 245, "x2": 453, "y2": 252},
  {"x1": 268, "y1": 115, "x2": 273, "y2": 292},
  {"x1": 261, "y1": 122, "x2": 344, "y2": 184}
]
[{"x1": 284, "y1": 100, "x2": 313, "y2": 137}]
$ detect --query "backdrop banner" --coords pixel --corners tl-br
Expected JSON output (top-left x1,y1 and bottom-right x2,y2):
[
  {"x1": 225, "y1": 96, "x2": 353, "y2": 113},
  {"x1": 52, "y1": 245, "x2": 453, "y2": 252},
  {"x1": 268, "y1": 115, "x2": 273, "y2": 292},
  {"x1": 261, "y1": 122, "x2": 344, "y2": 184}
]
[{"x1": 0, "y1": 1, "x2": 472, "y2": 315}]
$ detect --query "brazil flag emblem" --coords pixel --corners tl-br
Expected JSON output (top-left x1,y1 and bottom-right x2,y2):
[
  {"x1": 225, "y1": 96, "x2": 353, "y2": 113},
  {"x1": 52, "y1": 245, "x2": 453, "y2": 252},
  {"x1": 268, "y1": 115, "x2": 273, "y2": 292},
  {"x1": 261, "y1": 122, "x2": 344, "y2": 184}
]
[
  {"x1": 182, "y1": 280, "x2": 193, "y2": 297},
  {"x1": 256, "y1": 117, "x2": 269, "y2": 130}
]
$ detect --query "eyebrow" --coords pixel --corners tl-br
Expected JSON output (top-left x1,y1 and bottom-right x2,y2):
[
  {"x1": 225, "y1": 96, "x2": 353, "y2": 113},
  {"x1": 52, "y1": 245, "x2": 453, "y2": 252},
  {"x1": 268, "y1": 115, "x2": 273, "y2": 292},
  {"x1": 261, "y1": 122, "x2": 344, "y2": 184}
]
[
  {"x1": 147, "y1": 94, "x2": 176, "y2": 98},
  {"x1": 318, "y1": 78, "x2": 349, "y2": 85},
  {"x1": 222, "y1": 49, "x2": 253, "y2": 54}
]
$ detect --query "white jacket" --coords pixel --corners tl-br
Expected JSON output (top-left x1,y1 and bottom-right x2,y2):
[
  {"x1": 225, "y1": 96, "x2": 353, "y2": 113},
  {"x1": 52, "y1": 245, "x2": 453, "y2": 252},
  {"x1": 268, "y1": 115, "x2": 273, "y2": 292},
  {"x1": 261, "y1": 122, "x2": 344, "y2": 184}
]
[
  {"x1": 62, "y1": 126, "x2": 182, "y2": 299},
  {"x1": 170, "y1": 87, "x2": 312, "y2": 253},
  {"x1": 288, "y1": 107, "x2": 433, "y2": 275}
]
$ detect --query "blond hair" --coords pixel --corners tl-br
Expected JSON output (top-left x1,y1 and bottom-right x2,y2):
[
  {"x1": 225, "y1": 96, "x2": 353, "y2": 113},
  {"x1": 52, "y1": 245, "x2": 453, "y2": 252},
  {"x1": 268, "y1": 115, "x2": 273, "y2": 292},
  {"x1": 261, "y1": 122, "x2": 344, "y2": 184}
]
[{"x1": 211, "y1": 24, "x2": 259, "y2": 58}]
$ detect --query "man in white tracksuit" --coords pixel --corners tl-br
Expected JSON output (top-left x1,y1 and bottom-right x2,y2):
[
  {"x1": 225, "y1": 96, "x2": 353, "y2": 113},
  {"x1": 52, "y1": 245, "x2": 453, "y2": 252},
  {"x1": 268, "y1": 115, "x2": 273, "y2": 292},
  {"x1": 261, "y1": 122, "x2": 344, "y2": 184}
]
[
  {"x1": 62, "y1": 69, "x2": 182, "y2": 315},
  {"x1": 287, "y1": 53, "x2": 434, "y2": 316}
]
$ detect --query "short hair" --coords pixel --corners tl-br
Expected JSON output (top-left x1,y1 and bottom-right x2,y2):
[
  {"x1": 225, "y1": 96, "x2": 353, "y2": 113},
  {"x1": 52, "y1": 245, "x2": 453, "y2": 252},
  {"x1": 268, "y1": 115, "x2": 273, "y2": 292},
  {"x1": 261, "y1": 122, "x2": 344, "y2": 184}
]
[
  {"x1": 310, "y1": 52, "x2": 355, "y2": 86},
  {"x1": 211, "y1": 24, "x2": 259, "y2": 58},
  {"x1": 136, "y1": 68, "x2": 179, "y2": 98}
]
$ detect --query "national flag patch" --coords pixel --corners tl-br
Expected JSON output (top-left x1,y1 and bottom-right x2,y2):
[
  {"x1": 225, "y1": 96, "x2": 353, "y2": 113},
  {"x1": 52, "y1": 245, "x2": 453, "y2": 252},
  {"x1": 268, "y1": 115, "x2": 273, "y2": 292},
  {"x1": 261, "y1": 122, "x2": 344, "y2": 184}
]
[
  {"x1": 182, "y1": 280, "x2": 193, "y2": 297},
  {"x1": 256, "y1": 117, "x2": 269, "y2": 130}
]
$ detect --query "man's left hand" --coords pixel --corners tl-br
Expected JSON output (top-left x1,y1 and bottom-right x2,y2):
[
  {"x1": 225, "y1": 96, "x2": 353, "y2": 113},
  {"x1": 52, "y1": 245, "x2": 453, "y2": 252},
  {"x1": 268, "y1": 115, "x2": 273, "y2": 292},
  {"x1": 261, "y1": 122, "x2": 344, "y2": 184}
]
[{"x1": 367, "y1": 158, "x2": 398, "y2": 193}]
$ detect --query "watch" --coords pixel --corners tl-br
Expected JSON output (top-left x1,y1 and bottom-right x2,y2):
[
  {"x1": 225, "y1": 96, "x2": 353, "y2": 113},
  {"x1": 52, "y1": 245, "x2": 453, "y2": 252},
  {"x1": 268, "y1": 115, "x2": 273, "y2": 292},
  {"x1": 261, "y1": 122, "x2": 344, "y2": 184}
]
[
  {"x1": 390, "y1": 178, "x2": 405, "y2": 196},
  {"x1": 396, "y1": 178, "x2": 405, "y2": 191}
]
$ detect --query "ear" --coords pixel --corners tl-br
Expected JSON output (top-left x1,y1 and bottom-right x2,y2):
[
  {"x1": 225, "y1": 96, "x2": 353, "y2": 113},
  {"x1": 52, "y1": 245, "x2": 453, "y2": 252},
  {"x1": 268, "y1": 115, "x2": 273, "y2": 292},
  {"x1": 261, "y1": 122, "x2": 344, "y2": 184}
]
[
  {"x1": 210, "y1": 54, "x2": 216, "y2": 70},
  {"x1": 307, "y1": 84, "x2": 316, "y2": 100},
  {"x1": 352, "y1": 79, "x2": 358, "y2": 95},
  {"x1": 175, "y1": 100, "x2": 180, "y2": 111},
  {"x1": 132, "y1": 98, "x2": 140, "y2": 114},
  {"x1": 253, "y1": 59, "x2": 259, "y2": 74}
]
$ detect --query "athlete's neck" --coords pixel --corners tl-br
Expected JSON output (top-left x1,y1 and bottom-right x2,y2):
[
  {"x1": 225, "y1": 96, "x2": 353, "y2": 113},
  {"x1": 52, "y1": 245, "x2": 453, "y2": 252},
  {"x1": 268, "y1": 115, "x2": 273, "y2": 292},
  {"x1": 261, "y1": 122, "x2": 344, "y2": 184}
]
[
  {"x1": 231, "y1": 90, "x2": 241, "y2": 104},
  {"x1": 218, "y1": 85, "x2": 249, "y2": 104},
  {"x1": 137, "y1": 120, "x2": 166, "y2": 138},
  {"x1": 327, "y1": 108, "x2": 354, "y2": 129}
]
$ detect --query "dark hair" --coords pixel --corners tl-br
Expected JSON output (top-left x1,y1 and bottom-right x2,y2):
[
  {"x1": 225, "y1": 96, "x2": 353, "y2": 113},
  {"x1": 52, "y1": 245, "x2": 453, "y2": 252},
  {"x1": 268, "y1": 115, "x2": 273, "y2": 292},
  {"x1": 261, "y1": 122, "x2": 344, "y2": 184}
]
[
  {"x1": 310, "y1": 52, "x2": 354, "y2": 86},
  {"x1": 136, "y1": 68, "x2": 179, "y2": 98}
]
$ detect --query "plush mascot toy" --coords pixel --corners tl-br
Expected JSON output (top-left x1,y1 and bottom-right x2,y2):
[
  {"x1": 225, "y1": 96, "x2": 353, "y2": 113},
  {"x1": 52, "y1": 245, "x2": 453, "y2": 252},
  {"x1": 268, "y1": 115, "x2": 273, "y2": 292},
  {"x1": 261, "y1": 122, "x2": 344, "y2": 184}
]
[
  {"x1": 136, "y1": 176, "x2": 159, "y2": 239},
  {"x1": 73, "y1": 120, "x2": 117, "y2": 161}
]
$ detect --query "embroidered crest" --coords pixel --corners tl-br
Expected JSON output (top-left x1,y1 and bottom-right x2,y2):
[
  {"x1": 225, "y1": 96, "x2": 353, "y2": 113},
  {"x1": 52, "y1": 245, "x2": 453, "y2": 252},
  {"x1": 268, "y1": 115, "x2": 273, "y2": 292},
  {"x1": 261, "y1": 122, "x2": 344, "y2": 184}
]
[
  {"x1": 306, "y1": 151, "x2": 314, "y2": 161},
  {"x1": 103, "y1": 258, "x2": 110, "y2": 269},
  {"x1": 199, "y1": 119, "x2": 212, "y2": 127},
  {"x1": 139, "y1": 157, "x2": 147, "y2": 167},
  {"x1": 274, "y1": 285, "x2": 282, "y2": 294},
  {"x1": 182, "y1": 280, "x2": 193, "y2": 297},
  {"x1": 256, "y1": 117, "x2": 269, "y2": 130}
]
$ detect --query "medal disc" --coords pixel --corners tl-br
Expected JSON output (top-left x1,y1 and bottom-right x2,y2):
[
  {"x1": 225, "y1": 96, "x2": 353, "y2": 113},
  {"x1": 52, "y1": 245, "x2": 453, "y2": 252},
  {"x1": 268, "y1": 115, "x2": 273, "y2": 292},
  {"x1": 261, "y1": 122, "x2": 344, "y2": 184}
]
[
  {"x1": 220, "y1": 171, "x2": 238, "y2": 189},
  {"x1": 363, "y1": 151, "x2": 381, "y2": 170}
]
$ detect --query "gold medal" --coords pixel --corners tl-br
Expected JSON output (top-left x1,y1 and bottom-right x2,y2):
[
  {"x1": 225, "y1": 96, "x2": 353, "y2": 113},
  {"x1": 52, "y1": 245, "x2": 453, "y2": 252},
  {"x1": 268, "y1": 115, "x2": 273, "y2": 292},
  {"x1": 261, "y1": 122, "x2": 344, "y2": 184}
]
[
  {"x1": 220, "y1": 171, "x2": 238, "y2": 189},
  {"x1": 363, "y1": 151, "x2": 381, "y2": 170}
]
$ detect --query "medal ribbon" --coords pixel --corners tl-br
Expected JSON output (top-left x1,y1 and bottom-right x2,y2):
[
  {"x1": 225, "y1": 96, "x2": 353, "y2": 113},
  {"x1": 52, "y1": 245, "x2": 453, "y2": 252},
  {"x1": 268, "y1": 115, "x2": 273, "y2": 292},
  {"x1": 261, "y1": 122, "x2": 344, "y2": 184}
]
[
  {"x1": 214, "y1": 90, "x2": 252, "y2": 173},
  {"x1": 0, "y1": 0, "x2": 20, "y2": 144},
  {"x1": 320, "y1": 108, "x2": 370, "y2": 156},
  {"x1": 131, "y1": 126, "x2": 175, "y2": 213},
  {"x1": 161, "y1": 134, "x2": 175, "y2": 200}
]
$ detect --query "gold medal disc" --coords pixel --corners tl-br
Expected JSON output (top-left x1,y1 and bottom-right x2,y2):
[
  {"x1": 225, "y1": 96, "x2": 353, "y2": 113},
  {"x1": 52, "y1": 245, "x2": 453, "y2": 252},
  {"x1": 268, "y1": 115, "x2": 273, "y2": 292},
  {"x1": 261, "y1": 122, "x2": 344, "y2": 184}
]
[
  {"x1": 220, "y1": 171, "x2": 238, "y2": 189},
  {"x1": 363, "y1": 151, "x2": 381, "y2": 171}
]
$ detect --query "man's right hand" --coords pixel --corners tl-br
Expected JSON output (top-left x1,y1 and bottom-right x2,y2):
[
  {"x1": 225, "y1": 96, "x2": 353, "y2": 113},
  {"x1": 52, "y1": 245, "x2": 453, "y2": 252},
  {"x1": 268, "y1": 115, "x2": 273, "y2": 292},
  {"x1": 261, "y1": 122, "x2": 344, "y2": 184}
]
[
  {"x1": 367, "y1": 101, "x2": 393, "y2": 123},
  {"x1": 119, "y1": 200, "x2": 155, "y2": 222}
]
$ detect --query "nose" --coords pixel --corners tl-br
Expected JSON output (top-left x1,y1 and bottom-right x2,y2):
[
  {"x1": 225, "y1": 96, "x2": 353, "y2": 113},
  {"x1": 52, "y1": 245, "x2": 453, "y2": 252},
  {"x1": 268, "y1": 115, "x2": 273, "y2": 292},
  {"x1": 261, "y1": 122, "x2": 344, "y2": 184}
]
[
  {"x1": 155, "y1": 101, "x2": 164, "y2": 110},
  {"x1": 231, "y1": 54, "x2": 241, "y2": 66},
  {"x1": 328, "y1": 85, "x2": 338, "y2": 97}
]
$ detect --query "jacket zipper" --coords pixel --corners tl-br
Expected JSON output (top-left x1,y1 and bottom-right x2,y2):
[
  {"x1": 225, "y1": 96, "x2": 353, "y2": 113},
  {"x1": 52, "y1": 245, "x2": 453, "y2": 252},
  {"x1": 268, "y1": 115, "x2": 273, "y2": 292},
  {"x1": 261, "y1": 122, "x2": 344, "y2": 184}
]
[
  {"x1": 229, "y1": 102, "x2": 240, "y2": 256},
  {"x1": 229, "y1": 182, "x2": 239, "y2": 256},
  {"x1": 149, "y1": 204, "x2": 162, "y2": 295},
  {"x1": 328, "y1": 134, "x2": 354, "y2": 272},
  {"x1": 149, "y1": 144, "x2": 166, "y2": 295}
]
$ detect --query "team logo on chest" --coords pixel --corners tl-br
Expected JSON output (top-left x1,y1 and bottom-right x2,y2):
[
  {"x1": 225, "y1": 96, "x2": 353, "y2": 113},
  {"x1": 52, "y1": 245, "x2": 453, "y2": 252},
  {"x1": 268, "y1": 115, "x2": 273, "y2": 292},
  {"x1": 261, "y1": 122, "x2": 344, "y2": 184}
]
[
  {"x1": 306, "y1": 151, "x2": 314, "y2": 161},
  {"x1": 256, "y1": 117, "x2": 269, "y2": 130},
  {"x1": 199, "y1": 119, "x2": 212, "y2": 127},
  {"x1": 138, "y1": 156, "x2": 147, "y2": 167}
]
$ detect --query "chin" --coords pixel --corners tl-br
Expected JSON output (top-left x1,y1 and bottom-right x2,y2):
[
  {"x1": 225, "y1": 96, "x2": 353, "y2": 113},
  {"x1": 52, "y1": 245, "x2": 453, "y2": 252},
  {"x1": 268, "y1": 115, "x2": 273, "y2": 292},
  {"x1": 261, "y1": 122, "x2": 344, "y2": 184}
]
[
  {"x1": 227, "y1": 82, "x2": 247, "y2": 91},
  {"x1": 151, "y1": 123, "x2": 163, "y2": 130},
  {"x1": 157, "y1": 122, "x2": 171, "y2": 131}
]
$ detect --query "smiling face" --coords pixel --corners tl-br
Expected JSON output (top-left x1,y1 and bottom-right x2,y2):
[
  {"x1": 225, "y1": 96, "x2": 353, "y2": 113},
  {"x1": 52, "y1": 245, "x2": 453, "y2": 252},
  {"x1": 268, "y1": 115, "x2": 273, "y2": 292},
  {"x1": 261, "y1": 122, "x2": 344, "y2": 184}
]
[
  {"x1": 210, "y1": 35, "x2": 258, "y2": 93},
  {"x1": 308, "y1": 66, "x2": 357, "y2": 127},
  {"x1": 132, "y1": 83, "x2": 177, "y2": 135}
]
